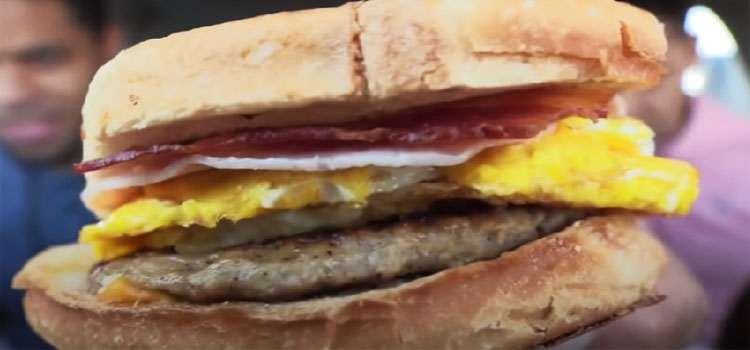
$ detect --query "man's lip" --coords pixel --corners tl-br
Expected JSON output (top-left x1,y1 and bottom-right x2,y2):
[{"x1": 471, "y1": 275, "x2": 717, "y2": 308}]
[{"x1": 0, "y1": 119, "x2": 61, "y2": 143}]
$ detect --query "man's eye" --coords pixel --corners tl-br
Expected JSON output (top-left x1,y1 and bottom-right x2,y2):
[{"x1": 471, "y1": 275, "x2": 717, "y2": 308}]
[{"x1": 24, "y1": 47, "x2": 69, "y2": 67}]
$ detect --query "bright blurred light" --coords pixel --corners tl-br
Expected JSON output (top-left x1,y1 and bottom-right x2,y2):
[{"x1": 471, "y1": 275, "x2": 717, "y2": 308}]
[
  {"x1": 681, "y1": 65, "x2": 707, "y2": 97},
  {"x1": 685, "y1": 5, "x2": 738, "y2": 58}
]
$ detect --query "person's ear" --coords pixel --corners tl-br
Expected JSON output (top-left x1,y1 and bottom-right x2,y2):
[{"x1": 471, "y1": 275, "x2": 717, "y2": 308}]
[{"x1": 99, "y1": 25, "x2": 125, "y2": 61}]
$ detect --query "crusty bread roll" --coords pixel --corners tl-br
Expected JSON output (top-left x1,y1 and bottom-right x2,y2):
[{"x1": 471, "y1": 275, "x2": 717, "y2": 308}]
[
  {"x1": 14, "y1": 216, "x2": 667, "y2": 349},
  {"x1": 25, "y1": 2, "x2": 674, "y2": 348},
  {"x1": 79, "y1": 0, "x2": 667, "y2": 217},
  {"x1": 81, "y1": 0, "x2": 665, "y2": 163}
]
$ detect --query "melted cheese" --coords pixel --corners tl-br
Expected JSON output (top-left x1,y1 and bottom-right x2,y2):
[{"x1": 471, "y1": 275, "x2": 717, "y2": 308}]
[
  {"x1": 81, "y1": 116, "x2": 699, "y2": 260},
  {"x1": 97, "y1": 276, "x2": 173, "y2": 304}
]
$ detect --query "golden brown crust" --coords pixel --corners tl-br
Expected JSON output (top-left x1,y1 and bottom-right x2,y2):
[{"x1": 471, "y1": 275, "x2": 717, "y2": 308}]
[
  {"x1": 15, "y1": 216, "x2": 667, "y2": 349},
  {"x1": 81, "y1": 3, "x2": 363, "y2": 161},
  {"x1": 357, "y1": 0, "x2": 665, "y2": 99},
  {"x1": 81, "y1": 0, "x2": 665, "y2": 164}
]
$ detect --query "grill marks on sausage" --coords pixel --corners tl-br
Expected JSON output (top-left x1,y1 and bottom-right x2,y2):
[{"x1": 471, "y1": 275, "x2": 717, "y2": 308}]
[{"x1": 89, "y1": 205, "x2": 588, "y2": 303}]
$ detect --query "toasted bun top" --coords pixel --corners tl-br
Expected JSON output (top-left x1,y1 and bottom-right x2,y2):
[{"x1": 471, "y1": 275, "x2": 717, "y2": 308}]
[
  {"x1": 81, "y1": 0, "x2": 666, "y2": 162},
  {"x1": 14, "y1": 216, "x2": 667, "y2": 349}
]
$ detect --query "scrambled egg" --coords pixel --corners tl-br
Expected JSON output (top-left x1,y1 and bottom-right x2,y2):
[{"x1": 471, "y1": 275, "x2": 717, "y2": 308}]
[
  {"x1": 80, "y1": 168, "x2": 373, "y2": 259},
  {"x1": 81, "y1": 116, "x2": 699, "y2": 260},
  {"x1": 444, "y1": 116, "x2": 698, "y2": 214}
]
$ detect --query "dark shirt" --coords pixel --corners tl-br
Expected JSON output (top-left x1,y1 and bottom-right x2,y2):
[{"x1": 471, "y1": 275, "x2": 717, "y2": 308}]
[{"x1": 0, "y1": 148, "x2": 95, "y2": 349}]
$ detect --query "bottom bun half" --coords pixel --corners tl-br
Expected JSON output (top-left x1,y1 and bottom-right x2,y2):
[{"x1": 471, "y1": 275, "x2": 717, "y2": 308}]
[{"x1": 14, "y1": 215, "x2": 666, "y2": 349}]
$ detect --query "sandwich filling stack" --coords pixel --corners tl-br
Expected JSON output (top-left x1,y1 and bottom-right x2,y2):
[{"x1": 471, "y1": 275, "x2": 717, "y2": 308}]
[{"x1": 14, "y1": 0, "x2": 699, "y2": 348}]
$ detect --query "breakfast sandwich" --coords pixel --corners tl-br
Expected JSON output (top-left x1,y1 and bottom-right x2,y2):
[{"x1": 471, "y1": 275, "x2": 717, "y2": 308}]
[{"x1": 14, "y1": 0, "x2": 699, "y2": 348}]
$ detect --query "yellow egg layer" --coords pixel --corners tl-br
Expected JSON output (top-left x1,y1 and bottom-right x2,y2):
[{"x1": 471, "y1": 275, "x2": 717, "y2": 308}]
[
  {"x1": 445, "y1": 116, "x2": 698, "y2": 214},
  {"x1": 80, "y1": 168, "x2": 373, "y2": 259},
  {"x1": 81, "y1": 116, "x2": 699, "y2": 260}
]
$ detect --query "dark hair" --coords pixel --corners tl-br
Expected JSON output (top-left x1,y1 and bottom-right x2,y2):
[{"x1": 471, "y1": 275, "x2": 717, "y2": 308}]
[
  {"x1": 717, "y1": 282, "x2": 750, "y2": 350},
  {"x1": 60, "y1": 0, "x2": 107, "y2": 37},
  {"x1": 625, "y1": 0, "x2": 694, "y2": 30}
]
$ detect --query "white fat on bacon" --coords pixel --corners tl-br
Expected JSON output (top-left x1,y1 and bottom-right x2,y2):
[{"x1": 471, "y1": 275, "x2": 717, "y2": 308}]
[{"x1": 81, "y1": 139, "x2": 525, "y2": 204}]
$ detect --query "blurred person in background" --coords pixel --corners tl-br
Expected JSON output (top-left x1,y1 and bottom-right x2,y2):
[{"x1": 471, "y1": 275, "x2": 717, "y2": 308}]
[
  {"x1": 619, "y1": 0, "x2": 750, "y2": 348},
  {"x1": 0, "y1": 0, "x2": 120, "y2": 348}
]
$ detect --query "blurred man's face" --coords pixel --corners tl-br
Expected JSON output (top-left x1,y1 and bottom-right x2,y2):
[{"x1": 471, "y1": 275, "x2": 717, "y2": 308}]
[
  {"x1": 623, "y1": 24, "x2": 697, "y2": 140},
  {"x1": 0, "y1": 0, "x2": 105, "y2": 164}
]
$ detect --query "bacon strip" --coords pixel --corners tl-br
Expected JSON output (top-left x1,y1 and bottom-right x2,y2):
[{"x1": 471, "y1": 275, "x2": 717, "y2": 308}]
[{"x1": 75, "y1": 87, "x2": 612, "y2": 174}]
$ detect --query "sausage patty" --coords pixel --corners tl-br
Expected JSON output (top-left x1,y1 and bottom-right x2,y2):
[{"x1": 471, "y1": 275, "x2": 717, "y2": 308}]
[{"x1": 90, "y1": 205, "x2": 588, "y2": 303}]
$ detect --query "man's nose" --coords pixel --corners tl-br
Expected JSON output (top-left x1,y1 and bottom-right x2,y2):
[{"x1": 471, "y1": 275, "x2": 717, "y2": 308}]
[{"x1": 0, "y1": 63, "x2": 37, "y2": 107}]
